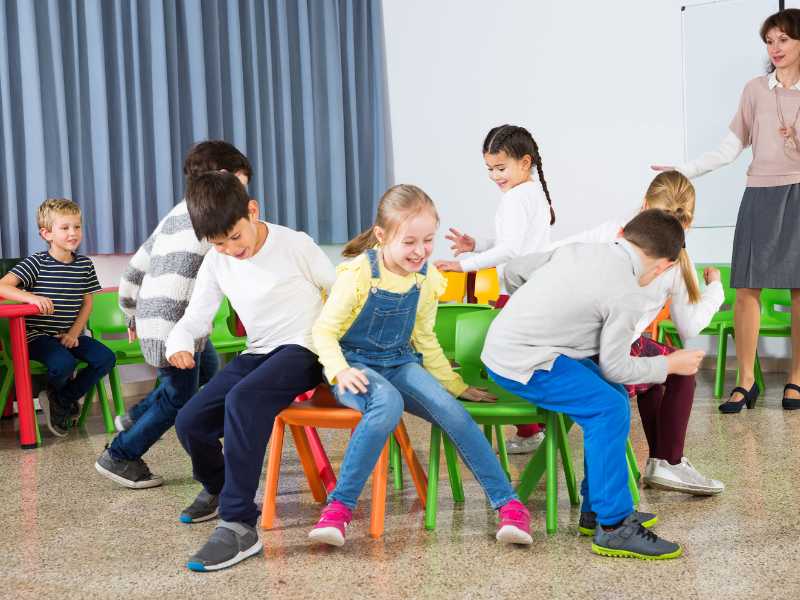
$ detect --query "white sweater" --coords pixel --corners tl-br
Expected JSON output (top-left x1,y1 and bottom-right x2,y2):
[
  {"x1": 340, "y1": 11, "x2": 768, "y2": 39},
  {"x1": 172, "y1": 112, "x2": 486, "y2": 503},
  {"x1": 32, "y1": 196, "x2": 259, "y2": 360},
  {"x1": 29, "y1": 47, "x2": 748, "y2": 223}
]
[
  {"x1": 166, "y1": 223, "x2": 336, "y2": 359},
  {"x1": 549, "y1": 221, "x2": 725, "y2": 341}
]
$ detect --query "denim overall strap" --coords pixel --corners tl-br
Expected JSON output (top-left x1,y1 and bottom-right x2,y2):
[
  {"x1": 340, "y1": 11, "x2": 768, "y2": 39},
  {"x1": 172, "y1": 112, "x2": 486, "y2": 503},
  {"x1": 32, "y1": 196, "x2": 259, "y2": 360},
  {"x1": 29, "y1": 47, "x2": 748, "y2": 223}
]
[{"x1": 338, "y1": 249, "x2": 427, "y2": 368}]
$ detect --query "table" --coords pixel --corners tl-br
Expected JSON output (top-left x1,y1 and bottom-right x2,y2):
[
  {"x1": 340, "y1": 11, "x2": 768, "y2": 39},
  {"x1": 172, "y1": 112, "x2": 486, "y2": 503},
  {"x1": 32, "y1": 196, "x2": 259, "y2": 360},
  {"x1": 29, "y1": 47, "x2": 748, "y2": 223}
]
[{"x1": 0, "y1": 302, "x2": 40, "y2": 448}]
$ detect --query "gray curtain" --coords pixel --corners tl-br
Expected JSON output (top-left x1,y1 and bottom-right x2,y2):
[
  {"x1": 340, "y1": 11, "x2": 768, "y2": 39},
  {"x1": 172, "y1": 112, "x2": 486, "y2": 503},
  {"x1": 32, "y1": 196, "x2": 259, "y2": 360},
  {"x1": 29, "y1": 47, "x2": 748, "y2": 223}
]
[{"x1": 0, "y1": 0, "x2": 392, "y2": 257}]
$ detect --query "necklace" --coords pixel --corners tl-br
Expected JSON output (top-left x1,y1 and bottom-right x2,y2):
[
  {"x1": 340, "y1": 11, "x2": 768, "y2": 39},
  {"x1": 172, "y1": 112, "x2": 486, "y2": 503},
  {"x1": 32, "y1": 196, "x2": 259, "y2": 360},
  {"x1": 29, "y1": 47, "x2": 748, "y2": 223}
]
[{"x1": 774, "y1": 85, "x2": 800, "y2": 160}]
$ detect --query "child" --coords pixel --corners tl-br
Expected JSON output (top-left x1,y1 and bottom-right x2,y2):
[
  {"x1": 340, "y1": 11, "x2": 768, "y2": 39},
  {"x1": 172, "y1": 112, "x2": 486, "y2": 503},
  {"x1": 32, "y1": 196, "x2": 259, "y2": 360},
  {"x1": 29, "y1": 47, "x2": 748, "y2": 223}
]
[
  {"x1": 547, "y1": 171, "x2": 725, "y2": 496},
  {"x1": 167, "y1": 171, "x2": 336, "y2": 571},
  {"x1": 309, "y1": 184, "x2": 532, "y2": 549},
  {"x1": 0, "y1": 199, "x2": 116, "y2": 437},
  {"x1": 94, "y1": 141, "x2": 251, "y2": 489},
  {"x1": 436, "y1": 124, "x2": 554, "y2": 455},
  {"x1": 484, "y1": 209, "x2": 704, "y2": 560}
]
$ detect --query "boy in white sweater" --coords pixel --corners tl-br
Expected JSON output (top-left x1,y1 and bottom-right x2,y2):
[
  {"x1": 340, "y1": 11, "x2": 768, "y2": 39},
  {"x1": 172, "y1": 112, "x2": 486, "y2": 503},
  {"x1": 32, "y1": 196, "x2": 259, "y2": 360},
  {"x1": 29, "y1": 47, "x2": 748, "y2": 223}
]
[{"x1": 167, "y1": 171, "x2": 335, "y2": 572}]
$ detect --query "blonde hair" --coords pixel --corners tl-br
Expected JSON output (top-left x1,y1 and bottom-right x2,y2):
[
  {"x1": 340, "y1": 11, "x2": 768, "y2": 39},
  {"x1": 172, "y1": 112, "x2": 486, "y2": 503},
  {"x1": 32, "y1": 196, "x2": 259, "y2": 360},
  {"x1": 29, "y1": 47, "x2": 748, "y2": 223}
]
[
  {"x1": 342, "y1": 184, "x2": 439, "y2": 258},
  {"x1": 643, "y1": 171, "x2": 700, "y2": 303},
  {"x1": 37, "y1": 198, "x2": 81, "y2": 231}
]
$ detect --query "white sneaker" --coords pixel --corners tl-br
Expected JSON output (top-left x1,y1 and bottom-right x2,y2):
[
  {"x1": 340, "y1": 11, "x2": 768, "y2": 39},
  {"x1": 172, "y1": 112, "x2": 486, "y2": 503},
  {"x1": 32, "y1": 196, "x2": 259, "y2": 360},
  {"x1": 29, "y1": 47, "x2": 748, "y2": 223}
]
[
  {"x1": 643, "y1": 457, "x2": 724, "y2": 496},
  {"x1": 503, "y1": 432, "x2": 544, "y2": 455}
]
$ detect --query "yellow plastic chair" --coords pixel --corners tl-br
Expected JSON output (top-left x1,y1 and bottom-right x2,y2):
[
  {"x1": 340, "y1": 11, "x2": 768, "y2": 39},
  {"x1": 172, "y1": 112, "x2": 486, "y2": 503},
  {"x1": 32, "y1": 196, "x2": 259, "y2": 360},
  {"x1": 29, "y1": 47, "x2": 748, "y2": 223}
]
[
  {"x1": 439, "y1": 271, "x2": 467, "y2": 303},
  {"x1": 474, "y1": 268, "x2": 500, "y2": 305}
]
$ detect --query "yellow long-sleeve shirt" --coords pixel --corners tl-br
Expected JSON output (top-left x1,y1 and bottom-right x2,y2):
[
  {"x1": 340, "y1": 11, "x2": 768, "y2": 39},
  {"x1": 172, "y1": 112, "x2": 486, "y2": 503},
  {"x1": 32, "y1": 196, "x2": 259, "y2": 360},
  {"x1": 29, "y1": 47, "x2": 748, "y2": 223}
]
[{"x1": 312, "y1": 253, "x2": 468, "y2": 397}]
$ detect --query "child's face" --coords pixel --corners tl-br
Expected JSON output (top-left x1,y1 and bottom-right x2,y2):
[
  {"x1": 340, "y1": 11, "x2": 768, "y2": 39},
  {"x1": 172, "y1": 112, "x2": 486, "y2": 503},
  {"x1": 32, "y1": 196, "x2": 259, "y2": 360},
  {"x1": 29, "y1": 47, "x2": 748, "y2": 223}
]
[
  {"x1": 42, "y1": 213, "x2": 82, "y2": 253},
  {"x1": 376, "y1": 210, "x2": 437, "y2": 276},
  {"x1": 484, "y1": 151, "x2": 532, "y2": 192},
  {"x1": 208, "y1": 200, "x2": 262, "y2": 260}
]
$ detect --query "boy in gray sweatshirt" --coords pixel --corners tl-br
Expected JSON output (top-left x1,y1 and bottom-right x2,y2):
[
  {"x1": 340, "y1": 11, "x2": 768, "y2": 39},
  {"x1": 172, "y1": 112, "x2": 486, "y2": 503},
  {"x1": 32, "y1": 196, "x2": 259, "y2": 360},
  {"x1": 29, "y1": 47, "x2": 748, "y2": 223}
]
[{"x1": 483, "y1": 209, "x2": 704, "y2": 560}]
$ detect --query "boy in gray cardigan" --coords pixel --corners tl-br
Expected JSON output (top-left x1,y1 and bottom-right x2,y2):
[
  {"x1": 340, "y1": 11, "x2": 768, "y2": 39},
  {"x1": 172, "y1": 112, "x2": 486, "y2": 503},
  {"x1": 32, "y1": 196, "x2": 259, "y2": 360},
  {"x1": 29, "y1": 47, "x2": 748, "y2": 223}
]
[
  {"x1": 95, "y1": 141, "x2": 252, "y2": 489},
  {"x1": 483, "y1": 209, "x2": 704, "y2": 560}
]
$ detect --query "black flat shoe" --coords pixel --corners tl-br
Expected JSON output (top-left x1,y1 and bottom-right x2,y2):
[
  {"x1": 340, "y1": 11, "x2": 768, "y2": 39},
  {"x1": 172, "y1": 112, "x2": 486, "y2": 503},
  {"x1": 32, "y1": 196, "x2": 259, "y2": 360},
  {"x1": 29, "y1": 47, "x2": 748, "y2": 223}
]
[
  {"x1": 782, "y1": 383, "x2": 800, "y2": 410},
  {"x1": 719, "y1": 383, "x2": 759, "y2": 414}
]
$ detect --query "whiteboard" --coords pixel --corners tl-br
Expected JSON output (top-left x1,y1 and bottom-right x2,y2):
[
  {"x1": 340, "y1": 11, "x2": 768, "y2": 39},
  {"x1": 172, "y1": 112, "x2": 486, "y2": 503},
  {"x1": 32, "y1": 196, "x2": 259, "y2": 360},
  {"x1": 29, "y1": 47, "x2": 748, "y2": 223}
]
[{"x1": 682, "y1": 0, "x2": 780, "y2": 227}]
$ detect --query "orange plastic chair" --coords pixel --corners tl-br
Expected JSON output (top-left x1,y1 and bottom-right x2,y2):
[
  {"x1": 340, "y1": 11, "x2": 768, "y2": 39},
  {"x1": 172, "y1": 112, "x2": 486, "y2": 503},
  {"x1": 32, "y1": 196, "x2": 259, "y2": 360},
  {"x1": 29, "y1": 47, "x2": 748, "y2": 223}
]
[
  {"x1": 439, "y1": 272, "x2": 467, "y2": 303},
  {"x1": 473, "y1": 268, "x2": 500, "y2": 305},
  {"x1": 260, "y1": 385, "x2": 428, "y2": 538},
  {"x1": 645, "y1": 300, "x2": 671, "y2": 340}
]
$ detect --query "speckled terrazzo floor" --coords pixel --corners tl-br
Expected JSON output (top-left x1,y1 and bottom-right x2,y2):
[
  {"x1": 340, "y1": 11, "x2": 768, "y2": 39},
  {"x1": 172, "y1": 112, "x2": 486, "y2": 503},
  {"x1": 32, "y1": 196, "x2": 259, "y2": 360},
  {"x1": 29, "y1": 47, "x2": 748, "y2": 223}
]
[{"x1": 2, "y1": 370, "x2": 800, "y2": 600}]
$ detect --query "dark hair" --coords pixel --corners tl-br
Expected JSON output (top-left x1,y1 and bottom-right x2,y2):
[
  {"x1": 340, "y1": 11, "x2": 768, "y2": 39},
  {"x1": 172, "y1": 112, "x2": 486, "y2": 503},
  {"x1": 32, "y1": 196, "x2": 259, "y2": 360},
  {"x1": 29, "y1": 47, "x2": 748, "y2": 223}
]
[
  {"x1": 483, "y1": 124, "x2": 555, "y2": 225},
  {"x1": 622, "y1": 209, "x2": 685, "y2": 262},
  {"x1": 186, "y1": 171, "x2": 251, "y2": 241},
  {"x1": 183, "y1": 140, "x2": 253, "y2": 181},
  {"x1": 760, "y1": 9, "x2": 800, "y2": 73}
]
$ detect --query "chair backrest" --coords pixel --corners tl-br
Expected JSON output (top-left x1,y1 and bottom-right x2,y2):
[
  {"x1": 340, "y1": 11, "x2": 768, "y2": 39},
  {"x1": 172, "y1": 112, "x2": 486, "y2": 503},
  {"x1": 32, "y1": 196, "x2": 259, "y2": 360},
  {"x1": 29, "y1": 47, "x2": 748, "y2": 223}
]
[
  {"x1": 474, "y1": 268, "x2": 500, "y2": 305},
  {"x1": 87, "y1": 290, "x2": 128, "y2": 337},
  {"x1": 454, "y1": 309, "x2": 501, "y2": 370},
  {"x1": 439, "y1": 271, "x2": 467, "y2": 303},
  {"x1": 645, "y1": 300, "x2": 671, "y2": 338},
  {"x1": 434, "y1": 304, "x2": 493, "y2": 357},
  {"x1": 211, "y1": 297, "x2": 238, "y2": 339},
  {"x1": 762, "y1": 288, "x2": 792, "y2": 320}
]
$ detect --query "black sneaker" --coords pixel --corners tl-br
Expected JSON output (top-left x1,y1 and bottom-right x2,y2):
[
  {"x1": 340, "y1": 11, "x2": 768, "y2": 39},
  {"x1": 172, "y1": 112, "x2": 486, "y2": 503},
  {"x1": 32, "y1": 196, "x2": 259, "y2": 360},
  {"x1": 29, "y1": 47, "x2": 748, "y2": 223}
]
[
  {"x1": 186, "y1": 521, "x2": 262, "y2": 572},
  {"x1": 94, "y1": 447, "x2": 164, "y2": 489},
  {"x1": 180, "y1": 489, "x2": 220, "y2": 523},
  {"x1": 592, "y1": 514, "x2": 682, "y2": 560},
  {"x1": 39, "y1": 389, "x2": 69, "y2": 437},
  {"x1": 578, "y1": 510, "x2": 657, "y2": 536}
]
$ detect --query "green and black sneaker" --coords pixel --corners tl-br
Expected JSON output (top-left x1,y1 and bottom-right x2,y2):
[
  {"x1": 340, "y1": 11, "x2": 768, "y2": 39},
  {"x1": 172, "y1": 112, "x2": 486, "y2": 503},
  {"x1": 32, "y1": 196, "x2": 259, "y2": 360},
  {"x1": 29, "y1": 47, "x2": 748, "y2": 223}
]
[
  {"x1": 578, "y1": 510, "x2": 657, "y2": 536},
  {"x1": 592, "y1": 514, "x2": 682, "y2": 560}
]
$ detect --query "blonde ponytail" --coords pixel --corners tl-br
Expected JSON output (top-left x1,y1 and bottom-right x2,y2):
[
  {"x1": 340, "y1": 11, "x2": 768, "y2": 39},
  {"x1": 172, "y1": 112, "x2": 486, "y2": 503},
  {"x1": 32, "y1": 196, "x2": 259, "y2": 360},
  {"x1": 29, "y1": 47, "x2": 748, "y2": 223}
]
[
  {"x1": 342, "y1": 228, "x2": 379, "y2": 258},
  {"x1": 677, "y1": 248, "x2": 701, "y2": 304}
]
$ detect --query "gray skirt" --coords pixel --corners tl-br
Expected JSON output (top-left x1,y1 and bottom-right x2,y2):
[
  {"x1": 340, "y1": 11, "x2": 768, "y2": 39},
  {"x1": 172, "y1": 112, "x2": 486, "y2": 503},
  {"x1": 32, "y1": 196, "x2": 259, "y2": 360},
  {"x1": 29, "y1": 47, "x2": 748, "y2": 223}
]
[{"x1": 731, "y1": 183, "x2": 800, "y2": 289}]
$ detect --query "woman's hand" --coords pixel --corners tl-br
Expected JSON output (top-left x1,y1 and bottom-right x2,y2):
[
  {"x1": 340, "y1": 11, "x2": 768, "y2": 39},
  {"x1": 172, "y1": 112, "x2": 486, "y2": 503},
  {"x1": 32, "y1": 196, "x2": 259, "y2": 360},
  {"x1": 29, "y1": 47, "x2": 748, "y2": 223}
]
[
  {"x1": 459, "y1": 386, "x2": 496, "y2": 403},
  {"x1": 336, "y1": 367, "x2": 370, "y2": 394},
  {"x1": 703, "y1": 267, "x2": 721, "y2": 284},
  {"x1": 445, "y1": 228, "x2": 476, "y2": 256},
  {"x1": 434, "y1": 260, "x2": 463, "y2": 272}
]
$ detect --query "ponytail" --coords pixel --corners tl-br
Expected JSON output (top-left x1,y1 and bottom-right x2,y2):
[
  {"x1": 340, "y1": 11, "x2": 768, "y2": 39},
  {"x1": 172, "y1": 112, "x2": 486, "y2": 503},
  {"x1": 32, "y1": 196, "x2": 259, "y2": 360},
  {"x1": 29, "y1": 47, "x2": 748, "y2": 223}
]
[
  {"x1": 678, "y1": 249, "x2": 701, "y2": 304},
  {"x1": 531, "y1": 139, "x2": 555, "y2": 225},
  {"x1": 342, "y1": 227, "x2": 379, "y2": 258}
]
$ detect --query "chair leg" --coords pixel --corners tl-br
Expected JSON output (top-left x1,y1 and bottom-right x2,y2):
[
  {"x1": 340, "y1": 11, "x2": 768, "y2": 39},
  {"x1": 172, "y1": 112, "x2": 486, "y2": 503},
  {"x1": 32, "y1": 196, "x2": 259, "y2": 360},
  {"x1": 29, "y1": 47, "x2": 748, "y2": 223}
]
[
  {"x1": 390, "y1": 435, "x2": 403, "y2": 491},
  {"x1": 261, "y1": 417, "x2": 286, "y2": 530},
  {"x1": 77, "y1": 385, "x2": 94, "y2": 428},
  {"x1": 305, "y1": 426, "x2": 336, "y2": 493},
  {"x1": 494, "y1": 424, "x2": 511, "y2": 481},
  {"x1": 442, "y1": 435, "x2": 464, "y2": 502},
  {"x1": 515, "y1": 444, "x2": 545, "y2": 504},
  {"x1": 483, "y1": 424, "x2": 492, "y2": 443},
  {"x1": 96, "y1": 379, "x2": 115, "y2": 433},
  {"x1": 754, "y1": 351, "x2": 765, "y2": 393},
  {"x1": 369, "y1": 440, "x2": 390, "y2": 539},
  {"x1": 627, "y1": 449, "x2": 640, "y2": 507},
  {"x1": 289, "y1": 425, "x2": 328, "y2": 503},
  {"x1": 393, "y1": 420, "x2": 427, "y2": 504},
  {"x1": 109, "y1": 367, "x2": 126, "y2": 417},
  {"x1": 715, "y1": 329, "x2": 728, "y2": 399},
  {"x1": 425, "y1": 426, "x2": 442, "y2": 530},
  {"x1": 557, "y1": 414, "x2": 579, "y2": 506},
  {"x1": 626, "y1": 438, "x2": 640, "y2": 482},
  {"x1": 0, "y1": 368, "x2": 13, "y2": 417},
  {"x1": 545, "y1": 411, "x2": 558, "y2": 535}
]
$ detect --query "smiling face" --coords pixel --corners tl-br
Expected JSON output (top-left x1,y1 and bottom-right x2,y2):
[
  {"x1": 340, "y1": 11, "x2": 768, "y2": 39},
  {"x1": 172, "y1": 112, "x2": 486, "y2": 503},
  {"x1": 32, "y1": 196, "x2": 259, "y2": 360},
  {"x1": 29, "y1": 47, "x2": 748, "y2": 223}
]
[
  {"x1": 42, "y1": 213, "x2": 82, "y2": 255},
  {"x1": 375, "y1": 208, "x2": 438, "y2": 276},
  {"x1": 484, "y1": 150, "x2": 532, "y2": 192},
  {"x1": 208, "y1": 200, "x2": 264, "y2": 260},
  {"x1": 766, "y1": 27, "x2": 800, "y2": 72}
]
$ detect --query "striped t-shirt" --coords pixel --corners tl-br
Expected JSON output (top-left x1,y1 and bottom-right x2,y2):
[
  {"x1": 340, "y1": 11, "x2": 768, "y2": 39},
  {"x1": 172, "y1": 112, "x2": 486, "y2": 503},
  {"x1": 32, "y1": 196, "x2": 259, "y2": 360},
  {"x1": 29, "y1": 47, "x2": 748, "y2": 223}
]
[{"x1": 10, "y1": 251, "x2": 101, "y2": 341}]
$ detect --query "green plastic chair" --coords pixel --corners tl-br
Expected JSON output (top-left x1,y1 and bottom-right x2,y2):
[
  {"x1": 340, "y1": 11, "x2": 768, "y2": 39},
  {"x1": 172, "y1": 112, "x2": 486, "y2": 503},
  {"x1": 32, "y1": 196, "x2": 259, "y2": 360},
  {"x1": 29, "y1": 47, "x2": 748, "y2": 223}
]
[
  {"x1": 0, "y1": 310, "x2": 115, "y2": 440},
  {"x1": 424, "y1": 309, "x2": 579, "y2": 534},
  {"x1": 210, "y1": 298, "x2": 247, "y2": 355},
  {"x1": 433, "y1": 303, "x2": 493, "y2": 361}
]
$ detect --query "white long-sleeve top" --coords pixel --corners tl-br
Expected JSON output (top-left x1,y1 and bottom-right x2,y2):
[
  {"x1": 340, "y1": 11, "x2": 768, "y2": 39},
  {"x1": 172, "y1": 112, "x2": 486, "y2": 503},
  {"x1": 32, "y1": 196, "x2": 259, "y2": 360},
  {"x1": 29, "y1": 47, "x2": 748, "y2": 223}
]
[
  {"x1": 548, "y1": 221, "x2": 724, "y2": 342},
  {"x1": 459, "y1": 179, "x2": 552, "y2": 273},
  {"x1": 166, "y1": 222, "x2": 336, "y2": 359}
]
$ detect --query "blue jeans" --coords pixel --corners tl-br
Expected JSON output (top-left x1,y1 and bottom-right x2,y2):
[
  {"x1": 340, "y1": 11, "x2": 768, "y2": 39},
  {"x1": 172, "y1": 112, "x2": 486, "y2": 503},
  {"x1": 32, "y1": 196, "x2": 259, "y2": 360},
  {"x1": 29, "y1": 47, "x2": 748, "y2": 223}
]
[
  {"x1": 329, "y1": 361, "x2": 516, "y2": 510},
  {"x1": 488, "y1": 355, "x2": 633, "y2": 526},
  {"x1": 28, "y1": 335, "x2": 116, "y2": 407},
  {"x1": 109, "y1": 343, "x2": 219, "y2": 461}
]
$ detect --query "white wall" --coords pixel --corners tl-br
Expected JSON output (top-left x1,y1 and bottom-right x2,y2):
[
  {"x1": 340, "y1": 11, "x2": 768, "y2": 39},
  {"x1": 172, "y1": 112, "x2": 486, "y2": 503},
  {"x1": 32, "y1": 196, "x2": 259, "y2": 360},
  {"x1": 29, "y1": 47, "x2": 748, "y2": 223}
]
[{"x1": 380, "y1": 0, "x2": 789, "y2": 359}]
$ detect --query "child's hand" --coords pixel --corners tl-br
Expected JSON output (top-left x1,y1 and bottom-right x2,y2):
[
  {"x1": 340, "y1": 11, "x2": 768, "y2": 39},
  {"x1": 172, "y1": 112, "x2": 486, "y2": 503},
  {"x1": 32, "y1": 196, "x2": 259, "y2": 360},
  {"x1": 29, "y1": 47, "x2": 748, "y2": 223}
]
[
  {"x1": 168, "y1": 351, "x2": 196, "y2": 370},
  {"x1": 703, "y1": 267, "x2": 721, "y2": 284},
  {"x1": 434, "y1": 260, "x2": 463, "y2": 272},
  {"x1": 56, "y1": 333, "x2": 79, "y2": 348},
  {"x1": 459, "y1": 386, "x2": 496, "y2": 403},
  {"x1": 650, "y1": 165, "x2": 676, "y2": 172},
  {"x1": 336, "y1": 367, "x2": 369, "y2": 394},
  {"x1": 26, "y1": 294, "x2": 54, "y2": 315},
  {"x1": 445, "y1": 228, "x2": 475, "y2": 256},
  {"x1": 665, "y1": 349, "x2": 705, "y2": 375},
  {"x1": 127, "y1": 327, "x2": 137, "y2": 343}
]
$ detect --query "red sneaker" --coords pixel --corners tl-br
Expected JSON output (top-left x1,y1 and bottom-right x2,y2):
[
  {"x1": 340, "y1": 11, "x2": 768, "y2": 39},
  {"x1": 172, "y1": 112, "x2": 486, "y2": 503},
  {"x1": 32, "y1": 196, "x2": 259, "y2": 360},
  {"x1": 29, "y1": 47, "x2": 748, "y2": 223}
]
[
  {"x1": 308, "y1": 500, "x2": 352, "y2": 547},
  {"x1": 496, "y1": 499, "x2": 532, "y2": 545}
]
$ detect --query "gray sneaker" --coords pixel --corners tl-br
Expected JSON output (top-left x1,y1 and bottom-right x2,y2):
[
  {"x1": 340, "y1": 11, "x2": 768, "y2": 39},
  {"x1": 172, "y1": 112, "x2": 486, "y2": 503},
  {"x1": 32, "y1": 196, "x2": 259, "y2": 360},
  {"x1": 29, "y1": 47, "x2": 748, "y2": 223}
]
[
  {"x1": 39, "y1": 389, "x2": 68, "y2": 437},
  {"x1": 114, "y1": 412, "x2": 134, "y2": 433},
  {"x1": 186, "y1": 521, "x2": 263, "y2": 572},
  {"x1": 180, "y1": 489, "x2": 219, "y2": 523},
  {"x1": 94, "y1": 447, "x2": 164, "y2": 489},
  {"x1": 592, "y1": 514, "x2": 682, "y2": 560},
  {"x1": 578, "y1": 509, "x2": 657, "y2": 536}
]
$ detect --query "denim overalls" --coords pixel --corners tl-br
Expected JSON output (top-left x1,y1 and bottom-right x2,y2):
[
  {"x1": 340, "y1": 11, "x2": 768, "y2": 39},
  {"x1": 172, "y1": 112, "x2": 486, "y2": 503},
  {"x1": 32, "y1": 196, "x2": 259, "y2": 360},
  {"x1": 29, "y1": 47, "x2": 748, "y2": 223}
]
[{"x1": 328, "y1": 249, "x2": 516, "y2": 510}]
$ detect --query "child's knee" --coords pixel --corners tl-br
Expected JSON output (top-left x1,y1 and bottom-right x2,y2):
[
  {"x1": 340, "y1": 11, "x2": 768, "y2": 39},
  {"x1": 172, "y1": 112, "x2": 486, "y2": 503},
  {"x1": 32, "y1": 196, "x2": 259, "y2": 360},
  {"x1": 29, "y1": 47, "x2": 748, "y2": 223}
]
[
  {"x1": 366, "y1": 382, "x2": 404, "y2": 428},
  {"x1": 94, "y1": 345, "x2": 117, "y2": 374},
  {"x1": 48, "y1": 353, "x2": 77, "y2": 380}
]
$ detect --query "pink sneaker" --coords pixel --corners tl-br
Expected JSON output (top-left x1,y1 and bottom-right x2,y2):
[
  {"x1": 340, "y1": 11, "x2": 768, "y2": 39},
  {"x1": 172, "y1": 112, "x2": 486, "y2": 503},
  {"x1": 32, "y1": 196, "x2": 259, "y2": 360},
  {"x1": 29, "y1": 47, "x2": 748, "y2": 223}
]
[
  {"x1": 308, "y1": 500, "x2": 352, "y2": 547},
  {"x1": 496, "y1": 499, "x2": 533, "y2": 545}
]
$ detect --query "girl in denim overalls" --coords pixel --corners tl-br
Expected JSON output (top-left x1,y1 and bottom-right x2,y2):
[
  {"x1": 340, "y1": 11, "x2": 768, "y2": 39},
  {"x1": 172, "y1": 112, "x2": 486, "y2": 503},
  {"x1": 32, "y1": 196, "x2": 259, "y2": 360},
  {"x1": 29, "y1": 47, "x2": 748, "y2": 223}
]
[{"x1": 309, "y1": 184, "x2": 531, "y2": 547}]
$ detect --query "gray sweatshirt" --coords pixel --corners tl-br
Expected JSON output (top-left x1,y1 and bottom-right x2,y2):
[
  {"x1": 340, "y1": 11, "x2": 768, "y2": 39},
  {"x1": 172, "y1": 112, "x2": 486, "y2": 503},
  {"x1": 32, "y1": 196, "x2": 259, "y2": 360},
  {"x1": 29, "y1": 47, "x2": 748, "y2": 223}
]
[{"x1": 481, "y1": 240, "x2": 669, "y2": 386}]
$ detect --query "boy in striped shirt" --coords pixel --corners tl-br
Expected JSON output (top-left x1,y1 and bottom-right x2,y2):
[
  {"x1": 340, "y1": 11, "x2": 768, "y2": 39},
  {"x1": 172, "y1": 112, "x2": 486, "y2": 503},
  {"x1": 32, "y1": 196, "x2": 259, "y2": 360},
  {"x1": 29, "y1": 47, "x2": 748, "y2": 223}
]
[{"x1": 0, "y1": 198, "x2": 116, "y2": 437}]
